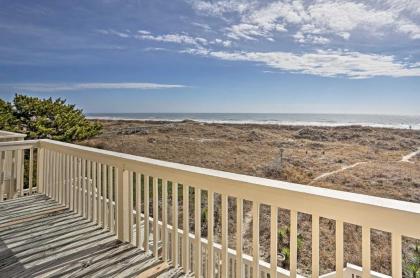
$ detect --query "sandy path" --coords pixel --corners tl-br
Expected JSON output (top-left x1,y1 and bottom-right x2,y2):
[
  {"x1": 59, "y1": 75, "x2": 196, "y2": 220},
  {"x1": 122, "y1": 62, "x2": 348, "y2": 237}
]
[
  {"x1": 310, "y1": 162, "x2": 368, "y2": 184},
  {"x1": 400, "y1": 148, "x2": 420, "y2": 163}
]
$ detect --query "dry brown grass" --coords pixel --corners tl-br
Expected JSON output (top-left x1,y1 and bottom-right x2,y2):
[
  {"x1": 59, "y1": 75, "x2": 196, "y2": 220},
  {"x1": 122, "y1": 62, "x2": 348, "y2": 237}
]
[{"x1": 81, "y1": 120, "x2": 420, "y2": 276}]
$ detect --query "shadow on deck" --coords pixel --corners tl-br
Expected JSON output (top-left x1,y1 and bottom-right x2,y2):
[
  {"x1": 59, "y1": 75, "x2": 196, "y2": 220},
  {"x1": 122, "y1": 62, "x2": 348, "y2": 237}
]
[{"x1": 0, "y1": 194, "x2": 185, "y2": 278}]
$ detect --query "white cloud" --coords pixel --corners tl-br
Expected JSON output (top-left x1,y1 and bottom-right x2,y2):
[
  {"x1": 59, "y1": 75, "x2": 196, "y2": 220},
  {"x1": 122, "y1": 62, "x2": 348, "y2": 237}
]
[
  {"x1": 97, "y1": 29, "x2": 130, "y2": 38},
  {"x1": 307, "y1": 1, "x2": 395, "y2": 34},
  {"x1": 8, "y1": 82, "x2": 187, "y2": 92},
  {"x1": 137, "y1": 30, "x2": 151, "y2": 35},
  {"x1": 396, "y1": 19, "x2": 420, "y2": 39},
  {"x1": 191, "y1": 22, "x2": 211, "y2": 31},
  {"x1": 212, "y1": 38, "x2": 232, "y2": 47},
  {"x1": 294, "y1": 32, "x2": 330, "y2": 45},
  {"x1": 227, "y1": 23, "x2": 266, "y2": 40},
  {"x1": 187, "y1": 0, "x2": 256, "y2": 15},
  {"x1": 135, "y1": 33, "x2": 208, "y2": 46},
  {"x1": 100, "y1": 28, "x2": 233, "y2": 49},
  {"x1": 186, "y1": 48, "x2": 420, "y2": 78},
  {"x1": 381, "y1": 0, "x2": 420, "y2": 16},
  {"x1": 187, "y1": 0, "x2": 420, "y2": 43}
]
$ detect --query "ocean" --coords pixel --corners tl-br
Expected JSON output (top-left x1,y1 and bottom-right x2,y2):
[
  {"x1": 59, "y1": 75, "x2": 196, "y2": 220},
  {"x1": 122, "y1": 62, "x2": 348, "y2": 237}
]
[{"x1": 87, "y1": 113, "x2": 420, "y2": 130}]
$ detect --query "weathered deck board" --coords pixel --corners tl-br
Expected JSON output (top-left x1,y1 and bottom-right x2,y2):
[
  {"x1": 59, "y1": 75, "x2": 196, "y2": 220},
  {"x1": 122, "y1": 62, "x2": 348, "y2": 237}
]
[{"x1": 0, "y1": 194, "x2": 185, "y2": 278}]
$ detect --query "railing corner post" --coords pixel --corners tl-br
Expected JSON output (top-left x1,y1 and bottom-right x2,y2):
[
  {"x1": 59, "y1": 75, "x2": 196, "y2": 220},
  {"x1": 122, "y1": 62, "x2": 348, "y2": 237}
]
[
  {"x1": 116, "y1": 165, "x2": 129, "y2": 242},
  {"x1": 37, "y1": 147, "x2": 45, "y2": 194}
]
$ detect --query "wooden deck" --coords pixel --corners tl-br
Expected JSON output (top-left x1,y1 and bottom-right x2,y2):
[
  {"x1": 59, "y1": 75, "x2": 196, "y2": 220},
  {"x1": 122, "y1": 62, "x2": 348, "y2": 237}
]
[{"x1": 0, "y1": 194, "x2": 185, "y2": 278}]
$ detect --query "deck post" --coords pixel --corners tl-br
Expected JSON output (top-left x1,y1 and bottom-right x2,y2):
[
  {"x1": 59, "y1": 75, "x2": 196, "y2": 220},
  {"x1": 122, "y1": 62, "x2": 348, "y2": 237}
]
[
  {"x1": 116, "y1": 165, "x2": 130, "y2": 242},
  {"x1": 37, "y1": 147, "x2": 45, "y2": 193}
]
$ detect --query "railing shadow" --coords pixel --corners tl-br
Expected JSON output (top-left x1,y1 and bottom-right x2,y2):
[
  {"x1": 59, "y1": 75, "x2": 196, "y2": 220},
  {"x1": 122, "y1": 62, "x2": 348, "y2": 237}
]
[{"x1": 0, "y1": 238, "x2": 28, "y2": 277}]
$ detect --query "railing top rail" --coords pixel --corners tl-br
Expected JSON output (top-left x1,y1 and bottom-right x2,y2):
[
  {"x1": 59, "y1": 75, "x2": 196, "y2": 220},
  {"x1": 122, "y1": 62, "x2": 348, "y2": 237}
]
[
  {"x1": 38, "y1": 139, "x2": 420, "y2": 215},
  {"x1": 0, "y1": 130, "x2": 27, "y2": 138},
  {"x1": 0, "y1": 139, "x2": 39, "y2": 151}
]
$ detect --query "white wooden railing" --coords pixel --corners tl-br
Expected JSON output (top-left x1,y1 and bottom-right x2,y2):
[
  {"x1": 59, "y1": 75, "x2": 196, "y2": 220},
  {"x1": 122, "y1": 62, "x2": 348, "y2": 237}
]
[
  {"x1": 0, "y1": 130, "x2": 26, "y2": 142},
  {"x1": 0, "y1": 140, "x2": 37, "y2": 200},
  {"x1": 1, "y1": 137, "x2": 420, "y2": 278}
]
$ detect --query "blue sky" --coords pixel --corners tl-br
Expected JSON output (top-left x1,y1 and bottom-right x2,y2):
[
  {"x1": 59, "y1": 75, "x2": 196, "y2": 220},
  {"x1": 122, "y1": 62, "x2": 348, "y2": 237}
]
[{"x1": 0, "y1": 0, "x2": 419, "y2": 115}]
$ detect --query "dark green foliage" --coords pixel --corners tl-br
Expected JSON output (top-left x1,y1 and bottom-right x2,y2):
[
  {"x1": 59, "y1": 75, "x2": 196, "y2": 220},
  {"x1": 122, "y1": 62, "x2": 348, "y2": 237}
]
[
  {"x1": 0, "y1": 98, "x2": 18, "y2": 131},
  {"x1": 0, "y1": 94, "x2": 101, "y2": 142}
]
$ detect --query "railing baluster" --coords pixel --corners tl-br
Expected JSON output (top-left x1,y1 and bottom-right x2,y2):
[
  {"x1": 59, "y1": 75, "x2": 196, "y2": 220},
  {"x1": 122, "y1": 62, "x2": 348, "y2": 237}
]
[
  {"x1": 252, "y1": 202, "x2": 260, "y2": 278},
  {"x1": 60, "y1": 153, "x2": 65, "y2": 204},
  {"x1": 103, "y1": 165, "x2": 108, "y2": 227},
  {"x1": 59, "y1": 153, "x2": 63, "y2": 204},
  {"x1": 195, "y1": 187, "x2": 201, "y2": 276},
  {"x1": 221, "y1": 194, "x2": 228, "y2": 278},
  {"x1": 16, "y1": 149, "x2": 23, "y2": 196},
  {"x1": 10, "y1": 150, "x2": 16, "y2": 199},
  {"x1": 392, "y1": 233, "x2": 402, "y2": 278},
  {"x1": 70, "y1": 155, "x2": 74, "y2": 209},
  {"x1": 36, "y1": 148, "x2": 44, "y2": 194},
  {"x1": 87, "y1": 160, "x2": 92, "y2": 220},
  {"x1": 69, "y1": 156, "x2": 72, "y2": 209},
  {"x1": 78, "y1": 157, "x2": 82, "y2": 215},
  {"x1": 362, "y1": 226, "x2": 371, "y2": 278},
  {"x1": 172, "y1": 182, "x2": 179, "y2": 265},
  {"x1": 270, "y1": 206, "x2": 278, "y2": 278},
  {"x1": 54, "y1": 151, "x2": 57, "y2": 200},
  {"x1": 50, "y1": 150, "x2": 54, "y2": 198},
  {"x1": 162, "y1": 179, "x2": 168, "y2": 261},
  {"x1": 60, "y1": 153, "x2": 64, "y2": 203},
  {"x1": 136, "y1": 172, "x2": 142, "y2": 248},
  {"x1": 116, "y1": 167, "x2": 129, "y2": 241},
  {"x1": 82, "y1": 159, "x2": 86, "y2": 217},
  {"x1": 236, "y1": 198, "x2": 243, "y2": 278},
  {"x1": 182, "y1": 184, "x2": 190, "y2": 273},
  {"x1": 73, "y1": 156, "x2": 78, "y2": 213},
  {"x1": 152, "y1": 177, "x2": 159, "y2": 257},
  {"x1": 65, "y1": 154, "x2": 69, "y2": 206},
  {"x1": 92, "y1": 162, "x2": 97, "y2": 222},
  {"x1": 109, "y1": 166, "x2": 114, "y2": 232},
  {"x1": 55, "y1": 152, "x2": 59, "y2": 202},
  {"x1": 64, "y1": 154, "x2": 68, "y2": 204},
  {"x1": 97, "y1": 163, "x2": 102, "y2": 225},
  {"x1": 312, "y1": 214, "x2": 320, "y2": 278},
  {"x1": 21, "y1": 150, "x2": 24, "y2": 196},
  {"x1": 51, "y1": 151, "x2": 55, "y2": 199},
  {"x1": 28, "y1": 148, "x2": 34, "y2": 195},
  {"x1": 70, "y1": 156, "x2": 74, "y2": 211},
  {"x1": 336, "y1": 220, "x2": 344, "y2": 278},
  {"x1": 38, "y1": 148, "x2": 45, "y2": 195},
  {"x1": 55, "y1": 152, "x2": 59, "y2": 201},
  {"x1": 46, "y1": 150, "x2": 51, "y2": 197},
  {"x1": 129, "y1": 171, "x2": 134, "y2": 242},
  {"x1": 65, "y1": 154, "x2": 69, "y2": 207},
  {"x1": 290, "y1": 210, "x2": 298, "y2": 278},
  {"x1": 0, "y1": 151, "x2": 4, "y2": 201},
  {"x1": 56, "y1": 152, "x2": 60, "y2": 201},
  {"x1": 207, "y1": 190, "x2": 214, "y2": 278},
  {"x1": 144, "y1": 175, "x2": 150, "y2": 251},
  {"x1": 73, "y1": 156, "x2": 76, "y2": 212}
]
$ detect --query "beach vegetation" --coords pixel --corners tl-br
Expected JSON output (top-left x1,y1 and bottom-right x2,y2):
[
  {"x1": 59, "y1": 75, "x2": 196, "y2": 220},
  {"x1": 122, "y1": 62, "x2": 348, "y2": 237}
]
[
  {"x1": 0, "y1": 94, "x2": 101, "y2": 142},
  {"x1": 405, "y1": 242, "x2": 420, "y2": 278}
]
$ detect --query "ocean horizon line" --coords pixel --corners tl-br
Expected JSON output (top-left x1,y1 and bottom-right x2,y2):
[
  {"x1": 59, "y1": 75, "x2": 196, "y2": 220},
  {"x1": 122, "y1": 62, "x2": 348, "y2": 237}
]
[
  {"x1": 87, "y1": 112, "x2": 420, "y2": 117},
  {"x1": 86, "y1": 112, "x2": 420, "y2": 130}
]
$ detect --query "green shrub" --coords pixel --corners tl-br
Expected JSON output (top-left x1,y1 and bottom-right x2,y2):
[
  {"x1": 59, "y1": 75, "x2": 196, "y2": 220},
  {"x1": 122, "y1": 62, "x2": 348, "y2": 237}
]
[{"x1": 0, "y1": 94, "x2": 101, "y2": 142}]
